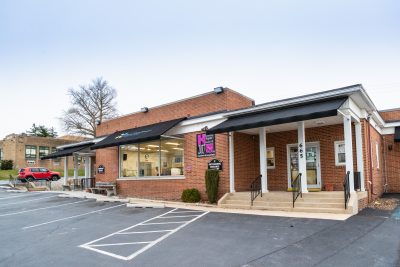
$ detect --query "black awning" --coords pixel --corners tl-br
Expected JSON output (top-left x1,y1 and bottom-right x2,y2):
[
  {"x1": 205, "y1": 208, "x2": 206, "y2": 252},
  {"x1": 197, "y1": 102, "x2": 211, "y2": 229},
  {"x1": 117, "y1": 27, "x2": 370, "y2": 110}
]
[
  {"x1": 41, "y1": 144, "x2": 92, "y2": 160},
  {"x1": 207, "y1": 97, "x2": 347, "y2": 134},
  {"x1": 91, "y1": 117, "x2": 186, "y2": 150},
  {"x1": 395, "y1": 127, "x2": 400, "y2": 142}
]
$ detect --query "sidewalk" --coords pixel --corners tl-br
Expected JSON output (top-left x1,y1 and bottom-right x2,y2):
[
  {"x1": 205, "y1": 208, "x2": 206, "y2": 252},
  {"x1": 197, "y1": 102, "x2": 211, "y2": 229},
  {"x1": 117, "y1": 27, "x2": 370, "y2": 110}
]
[{"x1": 58, "y1": 190, "x2": 352, "y2": 221}]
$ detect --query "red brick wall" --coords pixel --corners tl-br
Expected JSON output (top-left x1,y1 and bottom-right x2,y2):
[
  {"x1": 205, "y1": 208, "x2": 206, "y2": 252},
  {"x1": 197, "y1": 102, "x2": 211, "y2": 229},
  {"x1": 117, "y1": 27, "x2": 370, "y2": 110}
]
[
  {"x1": 383, "y1": 134, "x2": 400, "y2": 193},
  {"x1": 363, "y1": 122, "x2": 385, "y2": 200},
  {"x1": 232, "y1": 124, "x2": 359, "y2": 192},
  {"x1": 96, "y1": 89, "x2": 253, "y2": 136},
  {"x1": 379, "y1": 109, "x2": 400, "y2": 122},
  {"x1": 94, "y1": 89, "x2": 252, "y2": 200}
]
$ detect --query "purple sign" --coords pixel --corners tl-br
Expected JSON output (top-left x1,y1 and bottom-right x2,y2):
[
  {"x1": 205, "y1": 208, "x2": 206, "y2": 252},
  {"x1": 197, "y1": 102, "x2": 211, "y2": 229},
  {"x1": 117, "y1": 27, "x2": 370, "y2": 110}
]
[{"x1": 197, "y1": 133, "x2": 215, "y2": 158}]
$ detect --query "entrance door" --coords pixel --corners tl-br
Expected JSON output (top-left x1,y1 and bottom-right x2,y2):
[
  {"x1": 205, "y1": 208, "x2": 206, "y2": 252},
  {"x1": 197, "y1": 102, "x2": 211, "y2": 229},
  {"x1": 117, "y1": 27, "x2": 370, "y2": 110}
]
[{"x1": 287, "y1": 143, "x2": 321, "y2": 189}]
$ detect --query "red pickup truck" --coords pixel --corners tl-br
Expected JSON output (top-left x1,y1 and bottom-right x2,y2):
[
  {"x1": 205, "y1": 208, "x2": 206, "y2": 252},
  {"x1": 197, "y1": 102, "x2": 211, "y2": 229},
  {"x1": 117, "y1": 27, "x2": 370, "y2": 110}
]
[{"x1": 18, "y1": 167, "x2": 61, "y2": 181}]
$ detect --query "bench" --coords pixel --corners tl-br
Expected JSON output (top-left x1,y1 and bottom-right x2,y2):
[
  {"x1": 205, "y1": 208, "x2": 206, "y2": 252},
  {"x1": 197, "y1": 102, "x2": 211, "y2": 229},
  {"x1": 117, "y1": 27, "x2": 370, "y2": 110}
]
[{"x1": 89, "y1": 182, "x2": 116, "y2": 197}]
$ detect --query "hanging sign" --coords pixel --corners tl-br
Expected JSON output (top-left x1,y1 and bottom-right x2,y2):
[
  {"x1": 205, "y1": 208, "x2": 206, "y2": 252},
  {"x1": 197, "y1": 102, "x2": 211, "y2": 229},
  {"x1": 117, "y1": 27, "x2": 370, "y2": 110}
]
[
  {"x1": 97, "y1": 164, "x2": 105, "y2": 174},
  {"x1": 197, "y1": 133, "x2": 215, "y2": 157},
  {"x1": 208, "y1": 159, "x2": 223, "y2": 171}
]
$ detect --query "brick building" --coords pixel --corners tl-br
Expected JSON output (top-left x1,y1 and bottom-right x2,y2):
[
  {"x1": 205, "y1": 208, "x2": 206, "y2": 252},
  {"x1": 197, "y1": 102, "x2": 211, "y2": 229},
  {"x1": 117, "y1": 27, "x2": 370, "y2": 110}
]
[
  {"x1": 49, "y1": 85, "x2": 400, "y2": 214},
  {"x1": 0, "y1": 133, "x2": 86, "y2": 170}
]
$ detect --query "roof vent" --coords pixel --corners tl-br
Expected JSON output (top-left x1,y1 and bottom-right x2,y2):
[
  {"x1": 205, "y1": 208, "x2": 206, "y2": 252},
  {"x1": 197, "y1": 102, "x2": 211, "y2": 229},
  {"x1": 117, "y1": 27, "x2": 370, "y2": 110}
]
[
  {"x1": 214, "y1": 87, "x2": 224, "y2": 94},
  {"x1": 141, "y1": 107, "x2": 149, "y2": 113}
]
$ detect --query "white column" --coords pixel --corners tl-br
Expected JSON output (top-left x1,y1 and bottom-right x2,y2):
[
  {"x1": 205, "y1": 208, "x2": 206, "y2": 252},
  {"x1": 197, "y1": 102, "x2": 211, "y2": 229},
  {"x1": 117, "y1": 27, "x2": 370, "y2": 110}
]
[
  {"x1": 229, "y1": 132, "x2": 235, "y2": 193},
  {"x1": 63, "y1": 157, "x2": 68, "y2": 186},
  {"x1": 298, "y1": 121, "x2": 308, "y2": 193},
  {"x1": 259, "y1": 127, "x2": 268, "y2": 192},
  {"x1": 343, "y1": 115, "x2": 355, "y2": 193},
  {"x1": 84, "y1": 156, "x2": 90, "y2": 178},
  {"x1": 73, "y1": 154, "x2": 78, "y2": 180},
  {"x1": 88, "y1": 157, "x2": 92, "y2": 178},
  {"x1": 355, "y1": 122, "x2": 365, "y2": 191}
]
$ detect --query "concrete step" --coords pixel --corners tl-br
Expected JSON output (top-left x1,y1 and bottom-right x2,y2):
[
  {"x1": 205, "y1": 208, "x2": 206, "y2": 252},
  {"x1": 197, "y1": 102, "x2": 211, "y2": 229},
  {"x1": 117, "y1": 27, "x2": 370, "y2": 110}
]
[
  {"x1": 292, "y1": 207, "x2": 349, "y2": 214},
  {"x1": 219, "y1": 203, "x2": 251, "y2": 209},
  {"x1": 294, "y1": 202, "x2": 344, "y2": 209},
  {"x1": 298, "y1": 197, "x2": 344, "y2": 203}
]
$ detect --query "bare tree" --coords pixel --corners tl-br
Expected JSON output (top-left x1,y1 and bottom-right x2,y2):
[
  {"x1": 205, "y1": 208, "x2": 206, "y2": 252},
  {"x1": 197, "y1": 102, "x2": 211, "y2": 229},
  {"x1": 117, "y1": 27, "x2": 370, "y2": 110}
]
[{"x1": 61, "y1": 78, "x2": 118, "y2": 137}]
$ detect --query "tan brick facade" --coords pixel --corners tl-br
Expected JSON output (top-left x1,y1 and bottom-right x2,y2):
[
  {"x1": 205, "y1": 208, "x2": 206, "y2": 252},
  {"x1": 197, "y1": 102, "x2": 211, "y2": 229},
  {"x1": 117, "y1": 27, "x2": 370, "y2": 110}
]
[{"x1": 0, "y1": 134, "x2": 85, "y2": 171}]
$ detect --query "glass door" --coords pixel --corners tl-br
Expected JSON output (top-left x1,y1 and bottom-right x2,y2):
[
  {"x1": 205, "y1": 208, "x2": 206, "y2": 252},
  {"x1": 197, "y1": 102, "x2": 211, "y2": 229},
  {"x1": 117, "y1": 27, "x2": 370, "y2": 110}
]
[{"x1": 287, "y1": 143, "x2": 321, "y2": 189}]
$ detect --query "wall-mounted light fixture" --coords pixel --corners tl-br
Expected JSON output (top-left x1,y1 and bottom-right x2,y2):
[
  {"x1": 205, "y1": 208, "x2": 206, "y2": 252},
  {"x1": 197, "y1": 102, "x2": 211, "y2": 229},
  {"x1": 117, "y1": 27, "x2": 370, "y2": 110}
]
[
  {"x1": 213, "y1": 87, "x2": 224, "y2": 94},
  {"x1": 141, "y1": 107, "x2": 149, "y2": 113},
  {"x1": 388, "y1": 144, "x2": 393, "y2": 151}
]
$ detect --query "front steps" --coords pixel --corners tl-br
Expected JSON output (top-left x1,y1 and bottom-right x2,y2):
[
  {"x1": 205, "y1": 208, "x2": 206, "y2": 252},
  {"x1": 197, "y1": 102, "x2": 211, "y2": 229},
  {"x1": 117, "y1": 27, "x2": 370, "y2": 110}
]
[{"x1": 218, "y1": 191, "x2": 353, "y2": 214}]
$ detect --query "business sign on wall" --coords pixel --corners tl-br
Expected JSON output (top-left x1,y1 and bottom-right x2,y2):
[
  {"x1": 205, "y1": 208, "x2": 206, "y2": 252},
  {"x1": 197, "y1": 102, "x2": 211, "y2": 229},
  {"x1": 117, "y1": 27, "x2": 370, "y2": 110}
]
[{"x1": 197, "y1": 133, "x2": 215, "y2": 158}]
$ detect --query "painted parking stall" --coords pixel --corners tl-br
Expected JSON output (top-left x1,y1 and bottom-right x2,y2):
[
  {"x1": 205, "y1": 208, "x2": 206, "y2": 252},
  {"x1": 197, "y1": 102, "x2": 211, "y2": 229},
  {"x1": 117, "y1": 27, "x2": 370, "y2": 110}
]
[{"x1": 80, "y1": 208, "x2": 209, "y2": 261}]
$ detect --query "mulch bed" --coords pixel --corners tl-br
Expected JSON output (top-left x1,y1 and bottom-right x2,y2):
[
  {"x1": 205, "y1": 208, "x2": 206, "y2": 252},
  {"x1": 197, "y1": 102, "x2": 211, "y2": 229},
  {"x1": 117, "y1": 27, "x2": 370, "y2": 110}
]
[{"x1": 367, "y1": 198, "x2": 399, "y2": 210}]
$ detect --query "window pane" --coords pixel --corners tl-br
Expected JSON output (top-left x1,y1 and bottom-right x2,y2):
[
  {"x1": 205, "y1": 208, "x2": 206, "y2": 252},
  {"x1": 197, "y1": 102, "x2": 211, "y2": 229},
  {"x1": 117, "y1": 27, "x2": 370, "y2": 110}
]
[
  {"x1": 338, "y1": 153, "x2": 346, "y2": 163},
  {"x1": 266, "y1": 148, "x2": 275, "y2": 167},
  {"x1": 25, "y1": 145, "x2": 37, "y2": 159},
  {"x1": 139, "y1": 140, "x2": 160, "y2": 177},
  {"x1": 39, "y1": 146, "x2": 50, "y2": 157},
  {"x1": 160, "y1": 138, "x2": 184, "y2": 176},
  {"x1": 120, "y1": 145, "x2": 139, "y2": 177}
]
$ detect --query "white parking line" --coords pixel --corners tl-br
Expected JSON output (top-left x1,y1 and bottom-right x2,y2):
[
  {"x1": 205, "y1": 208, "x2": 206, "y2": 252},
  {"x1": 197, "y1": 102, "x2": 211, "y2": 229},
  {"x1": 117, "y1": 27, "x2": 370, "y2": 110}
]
[
  {"x1": 23, "y1": 203, "x2": 126, "y2": 229},
  {"x1": 159, "y1": 215, "x2": 199, "y2": 219},
  {"x1": 0, "y1": 195, "x2": 58, "y2": 206},
  {"x1": 169, "y1": 210, "x2": 204, "y2": 213},
  {"x1": 0, "y1": 192, "x2": 45, "y2": 200},
  {"x1": 80, "y1": 208, "x2": 209, "y2": 261},
  {"x1": 0, "y1": 199, "x2": 90, "y2": 217}
]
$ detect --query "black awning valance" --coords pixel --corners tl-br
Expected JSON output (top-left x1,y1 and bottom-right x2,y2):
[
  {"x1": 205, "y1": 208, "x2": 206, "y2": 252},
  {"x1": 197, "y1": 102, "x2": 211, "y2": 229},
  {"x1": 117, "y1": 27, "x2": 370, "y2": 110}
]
[
  {"x1": 91, "y1": 117, "x2": 186, "y2": 150},
  {"x1": 41, "y1": 144, "x2": 92, "y2": 160},
  {"x1": 207, "y1": 97, "x2": 347, "y2": 134},
  {"x1": 395, "y1": 127, "x2": 400, "y2": 142}
]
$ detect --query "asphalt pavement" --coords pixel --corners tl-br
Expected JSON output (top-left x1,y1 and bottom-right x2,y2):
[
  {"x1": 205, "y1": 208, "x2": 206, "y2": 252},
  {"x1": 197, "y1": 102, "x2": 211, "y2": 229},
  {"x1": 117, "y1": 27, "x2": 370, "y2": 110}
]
[{"x1": 0, "y1": 188, "x2": 398, "y2": 267}]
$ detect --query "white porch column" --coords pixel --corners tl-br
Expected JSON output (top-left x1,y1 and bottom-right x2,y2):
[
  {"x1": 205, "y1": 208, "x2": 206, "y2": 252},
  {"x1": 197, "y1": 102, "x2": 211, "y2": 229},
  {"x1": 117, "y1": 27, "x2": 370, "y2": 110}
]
[
  {"x1": 298, "y1": 121, "x2": 308, "y2": 193},
  {"x1": 63, "y1": 157, "x2": 68, "y2": 186},
  {"x1": 343, "y1": 115, "x2": 355, "y2": 193},
  {"x1": 73, "y1": 154, "x2": 78, "y2": 180},
  {"x1": 84, "y1": 156, "x2": 90, "y2": 178},
  {"x1": 355, "y1": 122, "x2": 365, "y2": 191},
  {"x1": 229, "y1": 132, "x2": 235, "y2": 193},
  {"x1": 88, "y1": 156, "x2": 92, "y2": 178},
  {"x1": 259, "y1": 127, "x2": 268, "y2": 193}
]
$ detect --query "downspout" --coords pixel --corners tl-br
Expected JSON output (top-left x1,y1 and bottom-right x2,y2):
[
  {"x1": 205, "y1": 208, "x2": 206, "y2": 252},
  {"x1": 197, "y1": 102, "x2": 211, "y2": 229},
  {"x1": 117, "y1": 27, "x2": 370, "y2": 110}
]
[
  {"x1": 383, "y1": 136, "x2": 389, "y2": 193},
  {"x1": 366, "y1": 116, "x2": 374, "y2": 199}
]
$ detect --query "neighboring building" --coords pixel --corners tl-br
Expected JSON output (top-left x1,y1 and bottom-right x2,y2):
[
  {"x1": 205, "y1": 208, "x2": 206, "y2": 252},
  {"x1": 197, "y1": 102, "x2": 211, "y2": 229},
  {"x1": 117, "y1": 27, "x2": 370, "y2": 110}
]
[
  {"x1": 0, "y1": 133, "x2": 87, "y2": 170},
  {"x1": 48, "y1": 85, "x2": 400, "y2": 214}
]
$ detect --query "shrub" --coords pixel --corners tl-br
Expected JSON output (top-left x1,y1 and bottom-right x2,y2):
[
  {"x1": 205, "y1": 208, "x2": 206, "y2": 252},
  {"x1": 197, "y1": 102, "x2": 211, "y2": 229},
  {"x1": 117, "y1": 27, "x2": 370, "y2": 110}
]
[
  {"x1": 0, "y1": 160, "x2": 13, "y2": 170},
  {"x1": 205, "y1": 169, "x2": 219, "y2": 203},
  {"x1": 181, "y1": 188, "x2": 201, "y2": 203}
]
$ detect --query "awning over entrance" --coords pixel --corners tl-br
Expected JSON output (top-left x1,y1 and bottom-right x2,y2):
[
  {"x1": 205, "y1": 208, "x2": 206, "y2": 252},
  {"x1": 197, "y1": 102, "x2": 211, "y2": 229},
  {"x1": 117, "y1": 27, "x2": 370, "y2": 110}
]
[
  {"x1": 207, "y1": 97, "x2": 347, "y2": 134},
  {"x1": 395, "y1": 127, "x2": 400, "y2": 142},
  {"x1": 41, "y1": 144, "x2": 93, "y2": 160},
  {"x1": 91, "y1": 117, "x2": 186, "y2": 150}
]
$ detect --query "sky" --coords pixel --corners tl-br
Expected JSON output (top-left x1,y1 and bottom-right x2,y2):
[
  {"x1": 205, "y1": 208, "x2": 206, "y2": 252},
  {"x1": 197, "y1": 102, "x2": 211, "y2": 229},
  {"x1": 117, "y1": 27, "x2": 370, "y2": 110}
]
[{"x1": 0, "y1": 0, "x2": 399, "y2": 139}]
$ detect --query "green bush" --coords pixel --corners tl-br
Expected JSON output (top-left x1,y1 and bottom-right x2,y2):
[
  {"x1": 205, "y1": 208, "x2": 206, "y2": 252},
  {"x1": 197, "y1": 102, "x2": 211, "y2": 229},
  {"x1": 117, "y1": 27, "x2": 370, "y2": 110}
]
[
  {"x1": 181, "y1": 188, "x2": 201, "y2": 203},
  {"x1": 205, "y1": 169, "x2": 219, "y2": 203},
  {"x1": 0, "y1": 160, "x2": 13, "y2": 170}
]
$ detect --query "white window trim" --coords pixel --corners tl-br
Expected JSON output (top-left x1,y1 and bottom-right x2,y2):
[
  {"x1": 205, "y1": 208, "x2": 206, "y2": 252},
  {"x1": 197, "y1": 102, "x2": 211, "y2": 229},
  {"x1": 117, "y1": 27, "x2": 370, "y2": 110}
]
[
  {"x1": 334, "y1": 141, "x2": 346, "y2": 166},
  {"x1": 376, "y1": 142, "x2": 380, "y2": 169},
  {"x1": 266, "y1": 147, "x2": 275, "y2": 169}
]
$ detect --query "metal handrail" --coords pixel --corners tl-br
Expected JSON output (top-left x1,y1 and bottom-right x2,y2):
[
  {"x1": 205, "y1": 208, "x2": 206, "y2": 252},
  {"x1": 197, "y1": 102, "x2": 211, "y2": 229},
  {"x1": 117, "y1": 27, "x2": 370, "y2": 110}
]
[
  {"x1": 250, "y1": 175, "x2": 262, "y2": 206},
  {"x1": 291, "y1": 173, "x2": 302, "y2": 208},
  {"x1": 343, "y1": 171, "x2": 350, "y2": 209}
]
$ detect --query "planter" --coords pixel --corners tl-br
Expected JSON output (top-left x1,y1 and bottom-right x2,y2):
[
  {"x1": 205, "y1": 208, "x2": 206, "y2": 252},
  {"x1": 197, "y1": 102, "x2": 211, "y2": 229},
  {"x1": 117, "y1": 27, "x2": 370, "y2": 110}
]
[{"x1": 325, "y1": 183, "x2": 334, "y2": 191}]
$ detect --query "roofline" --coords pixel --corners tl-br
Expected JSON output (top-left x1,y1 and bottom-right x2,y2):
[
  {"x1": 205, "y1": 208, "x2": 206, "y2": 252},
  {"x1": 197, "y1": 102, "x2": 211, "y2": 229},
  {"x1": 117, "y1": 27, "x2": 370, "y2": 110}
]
[
  {"x1": 222, "y1": 84, "x2": 363, "y2": 117},
  {"x1": 379, "y1": 107, "x2": 400, "y2": 113}
]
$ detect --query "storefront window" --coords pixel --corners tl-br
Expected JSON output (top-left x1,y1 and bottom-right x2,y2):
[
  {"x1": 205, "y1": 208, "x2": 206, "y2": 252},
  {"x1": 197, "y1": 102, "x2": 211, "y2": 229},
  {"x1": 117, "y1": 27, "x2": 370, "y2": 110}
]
[
  {"x1": 160, "y1": 139, "x2": 184, "y2": 176},
  {"x1": 119, "y1": 138, "x2": 184, "y2": 178}
]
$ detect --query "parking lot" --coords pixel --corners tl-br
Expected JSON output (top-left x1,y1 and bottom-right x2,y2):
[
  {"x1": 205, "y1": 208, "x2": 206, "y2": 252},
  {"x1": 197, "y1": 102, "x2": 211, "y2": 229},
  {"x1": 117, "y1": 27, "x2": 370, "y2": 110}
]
[{"x1": 0, "y1": 187, "x2": 399, "y2": 267}]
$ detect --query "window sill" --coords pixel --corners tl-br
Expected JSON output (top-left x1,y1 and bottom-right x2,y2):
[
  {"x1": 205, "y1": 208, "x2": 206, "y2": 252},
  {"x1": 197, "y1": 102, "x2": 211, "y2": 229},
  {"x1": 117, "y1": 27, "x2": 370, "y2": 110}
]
[{"x1": 117, "y1": 176, "x2": 186, "y2": 181}]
